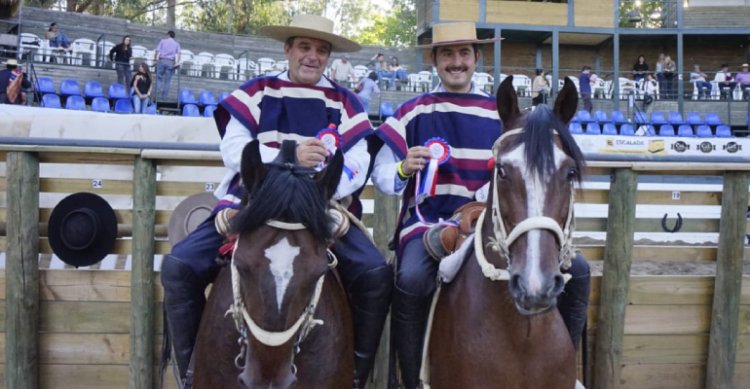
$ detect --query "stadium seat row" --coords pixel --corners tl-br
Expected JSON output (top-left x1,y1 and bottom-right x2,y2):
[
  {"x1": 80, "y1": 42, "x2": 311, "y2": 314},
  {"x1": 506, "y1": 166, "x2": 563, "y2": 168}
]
[
  {"x1": 40, "y1": 93, "x2": 157, "y2": 114},
  {"x1": 570, "y1": 122, "x2": 733, "y2": 137},
  {"x1": 573, "y1": 110, "x2": 725, "y2": 126}
]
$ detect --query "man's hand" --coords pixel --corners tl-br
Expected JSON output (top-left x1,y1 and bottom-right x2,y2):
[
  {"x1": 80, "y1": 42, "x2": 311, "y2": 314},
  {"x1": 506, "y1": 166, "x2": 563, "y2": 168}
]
[
  {"x1": 296, "y1": 139, "x2": 328, "y2": 167},
  {"x1": 401, "y1": 146, "x2": 432, "y2": 176}
]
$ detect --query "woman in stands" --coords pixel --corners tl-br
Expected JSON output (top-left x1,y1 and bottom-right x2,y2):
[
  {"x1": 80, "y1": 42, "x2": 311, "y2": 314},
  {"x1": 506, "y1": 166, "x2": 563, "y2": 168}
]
[
  {"x1": 45, "y1": 22, "x2": 71, "y2": 63},
  {"x1": 131, "y1": 62, "x2": 152, "y2": 114},
  {"x1": 632, "y1": 55, "x2": 649, "y2": 82},
  {"x1": 531, "y1": 68, "x2": 549, "y2": 106},
  {"x1": 109, "y1": 35, "x2": 133, "y2": 88}
]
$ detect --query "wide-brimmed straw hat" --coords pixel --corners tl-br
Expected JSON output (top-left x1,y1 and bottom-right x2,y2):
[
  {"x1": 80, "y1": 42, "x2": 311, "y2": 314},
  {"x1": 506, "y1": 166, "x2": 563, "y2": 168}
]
[
  {"x1": 167, "y1": 192, "x2": 217, "y2": 247},
  {"x1": 418, "y1": 22, "x2": 502, "y2": 48},
  {"x1": 742, "y1": 63, "x2": 749, "y2": 68},
  {"x1": 5, "y1": 58, "x2": 18, "y2": 67},
  {"x1": 262, "y1": 14, "x2": 361, "y2": 53}
]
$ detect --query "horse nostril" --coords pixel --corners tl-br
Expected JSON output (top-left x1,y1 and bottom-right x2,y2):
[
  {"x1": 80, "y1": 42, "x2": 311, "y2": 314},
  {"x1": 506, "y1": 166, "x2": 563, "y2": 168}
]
[
  {"x1": 552, "y1": 273, "x2": 565, "y2": 296},
  {"x1": 510, "y1": 274, "x2": 524, "y2": 295},
  {"x1": 237, "y1": 372, "x2": 250, "y2": 389}
]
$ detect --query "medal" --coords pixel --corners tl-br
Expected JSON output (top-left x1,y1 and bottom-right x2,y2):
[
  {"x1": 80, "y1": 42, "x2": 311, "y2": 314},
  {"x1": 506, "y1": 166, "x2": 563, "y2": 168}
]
[
  {"x1": 316, "y1": 123, "x2": 340, "y2": 155},
  {"x1": 417, "y1": 137, "x2": 451, "y2": 201}
]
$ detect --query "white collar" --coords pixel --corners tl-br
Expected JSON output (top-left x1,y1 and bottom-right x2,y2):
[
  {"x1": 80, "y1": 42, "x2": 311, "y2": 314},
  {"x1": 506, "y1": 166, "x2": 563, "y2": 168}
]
[
  {"x1": 431, "y1": 81, "x2": 489, "y2": 97},
  {"x1": 277, "y1": 71, "x2": 335, "y2": 89}
]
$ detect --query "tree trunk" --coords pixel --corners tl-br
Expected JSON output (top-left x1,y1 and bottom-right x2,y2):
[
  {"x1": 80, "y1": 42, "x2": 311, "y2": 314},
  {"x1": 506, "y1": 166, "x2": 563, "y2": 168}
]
[{"x1": 167, "y1": 0, "x2": 176, "y2": 29}]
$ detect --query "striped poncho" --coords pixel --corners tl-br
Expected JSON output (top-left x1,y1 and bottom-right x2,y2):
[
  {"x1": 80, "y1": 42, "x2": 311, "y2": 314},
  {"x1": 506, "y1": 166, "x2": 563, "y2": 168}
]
[{"x1": 376, "y1": 91, "x2": 502, "y2": 251}]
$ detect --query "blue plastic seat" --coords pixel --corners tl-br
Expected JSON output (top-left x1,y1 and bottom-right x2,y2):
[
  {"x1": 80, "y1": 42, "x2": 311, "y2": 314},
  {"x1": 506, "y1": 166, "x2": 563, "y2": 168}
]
[
  {"x1": 696, "y1": 125, "x2": 712, "y2": 137},
  {"x1": 611, "y1": 110, "x2": 628, "y2": 125},
  {"x1": 686, "y1": 112, "x2": 703, "y2": 126},
  {"x1": 203, "y1": 104, "x2": 217, "y2": 117},
  {"x1": 36, "y1": 77, "x2": 56, "y2": 95},
  {"x1": 585, "y1": 122, "x2": 601, "y2": 135},
  {"x1": 619, "y1": 124, "x2": 635, "y2": 136},
  {"x1": 182, "y1": 103, "x2": 200, "y2": 117},
  {"x1": 108, "y1": 83, "x2": 129, "y2": 100},
  {"x1": 65, "y1": 95, "x2": 86, "y2": 110},
  {"x1": 84, "y1": 80, "x2": 105, "y2": 99},
  {"x1": 602, "y1": 123, "x2": 617, "y2": 135},
  {"x1": 634, "y1": 111, "x2": 648, "y2": 125},
  {"x1": 380, "y1": 102, "x2": 395, "y2": 119},
  {"x1": 658, "y1": 124, "x2": 675, "y2": 137},
  {"x1": 91, "y1": 97, "x2": 111, "y2": 112},
  {"x1": 42, "y1": 93, "x2": 61, "y2": 108},
  {"x1": 576, "y1": 110, "x2": 593, "y2": 123},
  {"x1": 650, "y1": 112, "x2": 667, "y2": 126},
  {"x1": 114, "y1": 98, "x2": 133, "y2": 113},
  {"x1": 569, "y1": 122, "x2": 583, "y2": 134},
  {"x1": 705, "y1": 112, "x2": 722, "y2": 126},
  {"x1": 593, "y1": 110, "x2": 608, "y2": 123},
  {"x1": 677, "y1": 124, "x2": 694, "y2": 137},
  {"x1": 668, "y1": 112, "x2": 684, "y2": 125},
  {"x1": 219, "y1": 91, "x2": 231, "y2": 101},
  {"x1": 179, "y1": 88, "x2": 198, "y2": 105},
  {"x1": 198, "y1": 90, "x2": 217, "y2": 106},
  {"x1": 716, "y1": 125, "x2": 732, "y2": 138},
  {"x1": 59, "y1": 79, "x2": 81, "y2": 97}
]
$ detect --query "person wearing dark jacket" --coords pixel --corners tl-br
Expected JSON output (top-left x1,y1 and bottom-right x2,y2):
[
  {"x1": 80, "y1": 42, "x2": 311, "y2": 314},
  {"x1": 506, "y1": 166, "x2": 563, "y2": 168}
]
[
  {"x1": 0, "y1": 59, "x2": 32, "y2": 105},
  {"x1": 109, "y1": 35, "x2": 133, "y2": 87}
]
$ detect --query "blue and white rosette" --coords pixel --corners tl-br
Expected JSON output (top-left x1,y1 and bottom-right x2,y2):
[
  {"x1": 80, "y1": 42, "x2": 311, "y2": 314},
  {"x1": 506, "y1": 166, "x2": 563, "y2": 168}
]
[
  {"x1": 415, "y1": 137, "x2": 453, "y2": 225},
  {"x1": 316, "y1": 124, "x2": 355, "y2": 179}
]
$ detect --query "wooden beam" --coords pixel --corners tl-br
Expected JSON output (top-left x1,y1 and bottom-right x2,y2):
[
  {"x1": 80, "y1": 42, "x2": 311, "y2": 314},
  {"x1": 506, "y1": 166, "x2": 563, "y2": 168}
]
[
  {"x1": 593, "y1": 168, "x2": 638, "y2": 389},
  {"x1": 130, "y1": 157, "x2": 156, "y2": 389},
  {"x1": 5, "y1": 151, "x2": 40, "y2": 389},
  {"x1": 705, "y1": 171, "x2": 750, "y2": 388}
]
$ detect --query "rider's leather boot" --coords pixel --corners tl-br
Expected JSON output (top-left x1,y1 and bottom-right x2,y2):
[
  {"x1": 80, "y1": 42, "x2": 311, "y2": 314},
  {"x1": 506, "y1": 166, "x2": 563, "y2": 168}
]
[
  {"x1": 391, "y1": 286, "x2": 431, "y2": 389},
  {"x1": 161, "y1": 254, "x2": 206, "y2": 385},
  {"x1": 557, "y1": 254, "x2": 591, "y2": 347},
  {"x1": 350, "y1": 265, "x2": 394, "y2": 389}
]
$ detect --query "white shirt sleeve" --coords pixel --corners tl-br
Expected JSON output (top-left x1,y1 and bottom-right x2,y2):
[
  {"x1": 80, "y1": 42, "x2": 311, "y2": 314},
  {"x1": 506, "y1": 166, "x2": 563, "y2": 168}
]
[
  {"x1": 372, "y1": 144, "x2": 408, "y2": 195},
  {"x1": 220, "y1": 117, "x2": 280, "y2": 173},
  {"x1": 335, "y1": 137, "x2": 370, "y2": 199}
]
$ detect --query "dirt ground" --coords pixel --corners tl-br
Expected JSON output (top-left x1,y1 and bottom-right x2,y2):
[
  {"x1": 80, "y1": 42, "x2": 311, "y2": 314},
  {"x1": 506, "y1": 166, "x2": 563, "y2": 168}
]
[{"x1": 588, "y1": 258, "x2": 750, "y2": 276}]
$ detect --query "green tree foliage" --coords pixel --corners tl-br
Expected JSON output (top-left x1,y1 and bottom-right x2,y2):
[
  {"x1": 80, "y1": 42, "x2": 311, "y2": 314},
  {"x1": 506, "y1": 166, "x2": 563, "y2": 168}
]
[
  {"x1": 354, "y1": 0, "x2": 416, "y2": 47},
  {"x1": 619, "y1": 0, "x2": 674, "y2": 28}
]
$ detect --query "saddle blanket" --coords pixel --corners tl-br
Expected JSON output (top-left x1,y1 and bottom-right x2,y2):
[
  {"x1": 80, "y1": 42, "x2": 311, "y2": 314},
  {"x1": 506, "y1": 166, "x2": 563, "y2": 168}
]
[{"x1": 437, "y1": 233, "x2": 474, "y2": 283}]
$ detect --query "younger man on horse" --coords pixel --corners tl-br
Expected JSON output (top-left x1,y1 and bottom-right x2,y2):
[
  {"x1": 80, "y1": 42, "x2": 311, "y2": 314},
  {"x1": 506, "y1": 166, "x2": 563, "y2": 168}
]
[
  {"x1": 371, "y1": 22, "x2": 590, "y2": 388},
  {"x1": 161, "y1": 15, "x2": 392, "y2": 388}
]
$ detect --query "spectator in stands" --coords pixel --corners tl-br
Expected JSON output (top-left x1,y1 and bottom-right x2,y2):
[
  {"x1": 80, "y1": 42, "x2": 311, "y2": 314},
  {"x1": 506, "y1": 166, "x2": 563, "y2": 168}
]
[
  {"x1": 109, "y1": 35, "x2": 133, "y2": 88},
  {"x1": 382, "y1": 56, "x2": 407, "y2": 90},
  {"x1": 531, "y1": 68, "x2": 549, "y2": 106},
  {"x1": 735, "y1": 63, "x2": 750, "y2": 100},
  {"x1": 45, "y1": 22, "x2": 71, "y2": 63},
  {"x1": 329, "y1": 53, "x2": 356, "y2": 87},
  {"x1": 153, "y1": 30, "x2": 181, "y2": 98},
  {"x1": 130, "y1": 62, "x2": 152, "y2": 114},
  {"x1": 662, "y1": 55, "x2": 676, "y2": 99},
  {"x1": 642, "y1": 73, "x2": 658, "y2": 108},
  {"x1": 356, "y1": 71, "x2": 380, "y2": 113},
  {"x1": 714, "y1": 63, "x2": 736, "y2": 100},
  {"x1": 655, "y1": 53, "x2": 665, "y2": 94},
  {"x1": 0, "y1": 58, "x2": 32, "y2": 105},
  {"x1": 161, "y1": 14, "x2": 391, "y2": 389},
  {"x1": 632, "y1": 55, "x2": 649, "y2": 82},
  {"x1": 579, "y1": 65, "x2": 593, "y2": 112},
  {"x1": 690, "y1": 64, "x2": 712, "y2": 99},
  {"x1": 370, "y1": 52, "x2": 386, "y2": 72}
]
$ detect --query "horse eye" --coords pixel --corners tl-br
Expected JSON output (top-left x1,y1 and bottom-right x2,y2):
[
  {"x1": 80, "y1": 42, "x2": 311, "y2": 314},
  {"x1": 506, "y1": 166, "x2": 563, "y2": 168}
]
[
  {"x1": 566, "y1": 167, "x2": 578, "y2": 180},
  {"x1": 496, "y1": 165, "x2": 507, "y2": 179}
]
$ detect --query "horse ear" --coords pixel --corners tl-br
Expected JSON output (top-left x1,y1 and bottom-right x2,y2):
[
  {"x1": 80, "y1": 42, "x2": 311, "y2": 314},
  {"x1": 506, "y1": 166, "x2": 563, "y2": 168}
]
[
  {"x1": 554, "y1": 77, "x2": 579, "y2": 124},
  {"x1": 315, "y1": 149, "x2": 343, "y2": 201},
  {"x1": 240, "y1": 140, "x2": 267, "y2": 194},
  {"x1": 496, "y1": 75, "x2": 520, "y2": 126}
]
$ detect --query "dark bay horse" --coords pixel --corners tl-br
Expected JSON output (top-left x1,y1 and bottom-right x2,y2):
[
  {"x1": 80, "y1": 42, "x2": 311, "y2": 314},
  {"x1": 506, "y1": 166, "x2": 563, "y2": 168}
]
[
  {"x1": 192, "y1": 140, "x2": 353, "y2": 388},
  {"x1": 426, "y1": 77, "x2": 585, "y2": 388}
]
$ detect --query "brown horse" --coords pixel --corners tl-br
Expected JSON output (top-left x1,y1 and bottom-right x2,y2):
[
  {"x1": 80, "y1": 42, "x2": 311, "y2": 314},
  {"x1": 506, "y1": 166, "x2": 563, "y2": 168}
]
[
  {"x1": 192, "y1": 140, "x2": 353, "y2": 388},
  {"x1": 425, "y1": 77, "x2": 585, "y2": 388}
]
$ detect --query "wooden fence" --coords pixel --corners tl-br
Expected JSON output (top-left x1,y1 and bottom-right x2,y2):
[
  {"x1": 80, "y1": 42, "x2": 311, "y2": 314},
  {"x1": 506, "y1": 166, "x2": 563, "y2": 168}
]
[{"x1": 1, "y1": 145, "x2": 749, "y2": 388}]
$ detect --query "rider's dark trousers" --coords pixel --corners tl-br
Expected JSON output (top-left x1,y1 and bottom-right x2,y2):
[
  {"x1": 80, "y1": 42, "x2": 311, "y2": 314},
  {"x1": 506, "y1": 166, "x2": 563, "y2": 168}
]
[
  {"x1": 391, "y1": 238, "x2": 590, "y2": 388},
  {"x1": 161, "y1": 214, "x2": 393, "y2": 383}
]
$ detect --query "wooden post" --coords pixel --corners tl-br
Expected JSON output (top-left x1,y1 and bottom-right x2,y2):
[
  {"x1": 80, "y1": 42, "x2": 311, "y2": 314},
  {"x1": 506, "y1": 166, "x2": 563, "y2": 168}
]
[
  {"x1": 5, "y1": 151, "x2": 40, "y2": 389},
  {"x1": 370, "y1": 190, "x2": 400, "y2": 389},
  {"x1": 705, "y1": 171, "x2": 749, "y2": 389},
  {"x1": 130, "y1": 157, "x2": 157, "y2": 389},
  {"x1": 593, "y1": 168, "x2": 638, "y2": 389}
]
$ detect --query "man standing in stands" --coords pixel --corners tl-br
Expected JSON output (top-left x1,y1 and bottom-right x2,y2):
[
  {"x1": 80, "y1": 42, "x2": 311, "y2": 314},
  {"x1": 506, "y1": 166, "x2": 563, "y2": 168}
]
[
  {"x1": 735, "y1": 63, "x2": 750, "y2": 100},
  {"x1": 579, "y1": 65, "x2": 594, "y2": 112},
  {"x1": 0, "y1": 58, "x2": 32, "y2": 105},
  {"x1": 161, "y1": 15, "x2": 392, "y2": 389},
  {"x1": 329, "y1": 53, "x2": 356, "y2": 87},
  {"x1": 153, "y1": 30, "x2": 181, "y2": 98}
]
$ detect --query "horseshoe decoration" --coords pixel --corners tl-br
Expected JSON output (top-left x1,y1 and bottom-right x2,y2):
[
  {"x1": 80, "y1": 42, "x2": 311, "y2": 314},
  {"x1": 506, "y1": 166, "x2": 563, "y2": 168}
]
[{"x1": 661, "y1": 213, "x2": 683, "y2": 233}]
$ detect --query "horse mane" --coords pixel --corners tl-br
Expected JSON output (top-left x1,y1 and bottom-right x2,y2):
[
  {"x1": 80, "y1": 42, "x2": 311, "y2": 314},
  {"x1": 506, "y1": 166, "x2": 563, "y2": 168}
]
[
  {"x1": 230, "y1": 163, "x2": 333, "y2": 246},
  {"x1": 519, "y1": 105, "x2": 586, "y2": 183}
]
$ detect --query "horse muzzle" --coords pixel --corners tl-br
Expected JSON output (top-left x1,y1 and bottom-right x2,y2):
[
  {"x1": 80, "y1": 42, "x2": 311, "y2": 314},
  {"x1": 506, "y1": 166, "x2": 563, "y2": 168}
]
[
  {"x1": 238, "y1": 369, "x2": 297, "y2": 389},
  {"x1": 509, "y1": 271, "x2": 565, "y2": 315}
]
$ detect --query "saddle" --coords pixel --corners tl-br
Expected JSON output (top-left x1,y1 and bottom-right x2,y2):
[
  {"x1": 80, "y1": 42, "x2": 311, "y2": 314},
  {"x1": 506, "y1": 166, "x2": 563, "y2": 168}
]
[{"x1": 423, "y1": 201, "x2": 485, "y2": 260}]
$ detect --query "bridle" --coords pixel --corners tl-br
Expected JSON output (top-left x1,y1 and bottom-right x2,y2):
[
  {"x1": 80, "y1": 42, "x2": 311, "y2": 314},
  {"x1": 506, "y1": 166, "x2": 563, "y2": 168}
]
[
  {"x1": 474, "y1": 128, "x2": 576, "y2": 282},
  {"x1": 226, "y1": 219, "x2": 336, "y2": 372}
]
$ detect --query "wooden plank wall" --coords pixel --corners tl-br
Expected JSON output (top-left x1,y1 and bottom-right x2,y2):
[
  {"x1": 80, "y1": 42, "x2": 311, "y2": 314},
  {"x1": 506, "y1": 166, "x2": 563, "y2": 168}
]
[
  {"x1": 486, "y1": 1, "x2": 567, "y2": 26},
  {"x1": 574, "y1": 0, "x2": 614, "y2": 28}
]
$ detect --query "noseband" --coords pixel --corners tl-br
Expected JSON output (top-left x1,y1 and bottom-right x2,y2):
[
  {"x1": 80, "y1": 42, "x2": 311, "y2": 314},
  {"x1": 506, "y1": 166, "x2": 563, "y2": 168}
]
[
  {"x1": 226, "y1": 219, "x2": 336, "y2": 371},
  {"x1": 475, "y1": 128, "x2": 575, "y2": 282}
]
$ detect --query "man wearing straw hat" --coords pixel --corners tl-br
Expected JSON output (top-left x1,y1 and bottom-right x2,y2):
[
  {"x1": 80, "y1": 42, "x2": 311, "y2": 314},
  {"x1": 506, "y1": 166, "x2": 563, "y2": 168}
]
[
  {"x1": 161, "y1": 14, "x2": 392, "y2": 388},
  {"x1": 372, "y1": 22, "x2": 590, "y2": 388}
]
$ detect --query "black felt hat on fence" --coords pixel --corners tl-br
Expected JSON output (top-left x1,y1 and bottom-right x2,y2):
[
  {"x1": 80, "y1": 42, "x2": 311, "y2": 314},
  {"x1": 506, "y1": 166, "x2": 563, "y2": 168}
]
[{"x1": 47, "y1": 192, "x2": 118, "y2": 268}]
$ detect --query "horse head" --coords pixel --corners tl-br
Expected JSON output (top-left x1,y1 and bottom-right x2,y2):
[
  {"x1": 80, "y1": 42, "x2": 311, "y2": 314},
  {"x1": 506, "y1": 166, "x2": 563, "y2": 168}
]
[
  {"x1": 490, "y1": 76, "x2": 585, "y2": 315},
  {"x1": 229, "y1": 139, "x2": 343, "y2": 389}
]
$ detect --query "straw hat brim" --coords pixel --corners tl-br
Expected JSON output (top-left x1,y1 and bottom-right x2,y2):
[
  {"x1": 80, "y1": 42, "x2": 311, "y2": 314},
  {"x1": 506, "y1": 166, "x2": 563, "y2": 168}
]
[
  {"x1": 262, "y1": 25, "x2": 361, "y2": 53},
  {"x1": 417, "y1": 37, "x2": 502, "y2": 49},
  {"x1": 168, "y1": 192, "x2": 217, "y2": 247}
]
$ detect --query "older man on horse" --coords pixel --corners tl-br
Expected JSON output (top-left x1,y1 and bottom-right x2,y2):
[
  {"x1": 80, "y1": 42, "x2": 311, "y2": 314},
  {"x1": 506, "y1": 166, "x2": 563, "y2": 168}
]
[
  {"x1": 372, "y1": 22, "x2": 590, "y2": 388},
  {"x1": 161, "y1": 15, "x2": 392, "y2": 388}
]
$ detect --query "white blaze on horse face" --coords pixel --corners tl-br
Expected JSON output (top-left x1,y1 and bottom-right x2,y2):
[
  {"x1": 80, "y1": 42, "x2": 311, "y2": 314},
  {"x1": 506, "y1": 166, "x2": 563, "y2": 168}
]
[
  {"x1": 500, "y1": 141, "x2": 567, "y2": 294},
  {"x1": 265, "y1": 237, "x2": 300, "y2": 312}
]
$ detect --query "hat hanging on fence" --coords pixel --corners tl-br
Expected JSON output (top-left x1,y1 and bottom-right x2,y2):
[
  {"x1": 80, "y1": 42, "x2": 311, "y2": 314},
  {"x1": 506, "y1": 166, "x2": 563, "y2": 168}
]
[
  {"x1": 47, "y1": 192, "x2": 118, "y2": 268},
  {"x1": 168, "y1": 192, "x2": 217, "y2": 247}
]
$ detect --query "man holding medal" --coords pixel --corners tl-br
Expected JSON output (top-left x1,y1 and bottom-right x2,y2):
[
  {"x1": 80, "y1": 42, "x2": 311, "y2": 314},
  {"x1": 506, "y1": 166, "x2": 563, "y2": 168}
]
[
  {"x1": 372, "y1": 22, "x2": 590, "y2": 388},
  {"x1": 160, "y1": 15, "x2": 392, "y2": 388}
]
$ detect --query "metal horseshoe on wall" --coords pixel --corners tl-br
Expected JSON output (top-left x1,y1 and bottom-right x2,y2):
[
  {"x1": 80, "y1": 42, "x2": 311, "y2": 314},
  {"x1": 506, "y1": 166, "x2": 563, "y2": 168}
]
[{"x1": 661, "y1": 212, "x2": 683, "y2": 233}]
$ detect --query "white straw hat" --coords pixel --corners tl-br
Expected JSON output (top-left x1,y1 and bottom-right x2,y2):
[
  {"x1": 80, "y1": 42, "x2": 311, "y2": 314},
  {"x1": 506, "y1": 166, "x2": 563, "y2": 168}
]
[{"x1": 262, "y1": 14, "x2": 361, "y2": 53}]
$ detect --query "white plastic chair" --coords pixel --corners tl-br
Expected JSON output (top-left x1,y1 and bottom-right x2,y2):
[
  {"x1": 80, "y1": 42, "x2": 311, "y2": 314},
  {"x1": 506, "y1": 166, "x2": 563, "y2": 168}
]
[
  {"x1": 19, "y1": 33, "x2": 44, "y2": 62},
  {"x1": 237, "y1": 57, "x2": 258, "y2": 80},
  {"x1": 257, "y1": 57, "x2": 276, "y2": 76},
  {"x1": 592, "y1": 78, "x2": 608, "y2": 99},
  {"x1": 275, "y1": 60, "x2": 288, "y2": 71},
  {"x1": 417, "y1": 70, "x2": 432, "y2": 92},
  {"x1": 97, "y1": 40, "x2": 115, "y2": 68},
  {"x1": 193, "y1": 52, "x2": 215, "y2": 77},
  {"x1": 511, "y1": 74, "x2": 531, "y2": 96},
  {"x1": 618, "y1": 77, "x2": 636, "y2": 99},
  {"x1": 71, "y1": 38, "x2": 97, "y2": 66},
  {"x1": 354, "y1": 65, "x2": 369, "y2": 82},
  {"x1": 407, "y1": 73, "x2": 420, "y2": 92},
  {"x1": 178, "y1": 49, "x2": 195, "y2": 76},
  {"x1": 473, "y1": 72, "x2": 494, "y2": 94},
  {"x1": 213, "y1": 53, "x2": 237, "y2": 80},
  {"x1": 131, "y1": 45, "x2": 149, "y2": 66}
]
